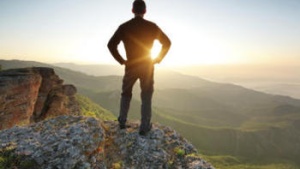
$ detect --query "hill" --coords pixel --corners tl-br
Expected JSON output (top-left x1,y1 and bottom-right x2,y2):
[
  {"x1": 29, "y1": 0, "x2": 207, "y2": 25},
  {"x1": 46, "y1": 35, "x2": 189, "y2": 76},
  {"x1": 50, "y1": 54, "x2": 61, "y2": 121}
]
[
  {"x1": 53, "y1": 62, "x2": 124, "y2": 76},
  {"x1": 76, "y1": 94, "x2": 116, "y2": 121},
  {"x1": 1, "y1": 59, "x2": 300, "y2": 167}
]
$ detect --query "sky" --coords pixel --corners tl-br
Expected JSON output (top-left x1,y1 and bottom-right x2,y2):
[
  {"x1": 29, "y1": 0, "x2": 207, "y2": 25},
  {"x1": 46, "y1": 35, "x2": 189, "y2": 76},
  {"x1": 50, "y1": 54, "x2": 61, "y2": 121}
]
[{"x1": 0, "y1": 0, "x2": 300, "y2": 66}]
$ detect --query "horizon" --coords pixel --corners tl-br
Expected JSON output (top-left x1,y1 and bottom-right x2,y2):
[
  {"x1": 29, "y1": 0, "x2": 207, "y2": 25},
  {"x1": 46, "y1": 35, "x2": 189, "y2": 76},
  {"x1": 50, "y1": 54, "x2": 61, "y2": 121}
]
[
  {"x1": 3, "y1": 58, "x2": 300, "y2": 69},
  {"x1": 1, "y1": 0, "x2": 300, "y2": 66},
  {"x1": 2, "y1": 58, "x2": 300, "y2": 100}
]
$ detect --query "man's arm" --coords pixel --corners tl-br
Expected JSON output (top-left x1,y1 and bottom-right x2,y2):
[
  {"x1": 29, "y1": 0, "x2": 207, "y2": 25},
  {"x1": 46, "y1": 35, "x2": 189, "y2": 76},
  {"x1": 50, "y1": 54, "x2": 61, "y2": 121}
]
[
  {"x1": 153, "y1": 29, "x2": 171, "y2": 64},
  {"x1": 107, "y1": 28, "x2": 126, "y2": 65}
]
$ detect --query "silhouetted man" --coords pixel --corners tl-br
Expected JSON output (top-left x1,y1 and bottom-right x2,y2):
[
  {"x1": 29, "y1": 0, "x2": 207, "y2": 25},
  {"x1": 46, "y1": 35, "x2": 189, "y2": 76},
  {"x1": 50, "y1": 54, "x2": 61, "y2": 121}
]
[{"x1": 107, "y1": 0, "x2": 171, "y2": 135}]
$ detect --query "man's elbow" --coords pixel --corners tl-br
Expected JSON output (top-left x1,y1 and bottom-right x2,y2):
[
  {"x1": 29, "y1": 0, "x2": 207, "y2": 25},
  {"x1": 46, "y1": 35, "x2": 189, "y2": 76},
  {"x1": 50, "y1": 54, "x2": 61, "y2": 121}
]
[
  {"x1": 165, "y1": 37, "x2": 171, "y2": 47},
  {"x1": 168, "y1": 40, "x2": 172, "y2": 48},
  {"x1": 164, "y1": 39, "x2": 171, "y2": 50},
  {"x1": 107, "y1": 41, "x2": 113, "y2": 51}
]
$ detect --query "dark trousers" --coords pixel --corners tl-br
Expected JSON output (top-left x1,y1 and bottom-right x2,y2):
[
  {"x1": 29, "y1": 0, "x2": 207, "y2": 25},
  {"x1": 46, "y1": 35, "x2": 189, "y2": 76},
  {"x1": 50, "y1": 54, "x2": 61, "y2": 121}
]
[{"x1": 118, "y1": 61, "x2": 154, "y2": 132}]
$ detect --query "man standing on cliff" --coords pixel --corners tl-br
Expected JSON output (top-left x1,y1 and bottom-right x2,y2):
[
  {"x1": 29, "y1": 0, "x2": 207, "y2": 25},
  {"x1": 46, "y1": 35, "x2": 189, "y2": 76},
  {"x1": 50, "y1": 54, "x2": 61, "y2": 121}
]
[{"x1": 107, "y1": 0, "x2": 171, "y2": 135}]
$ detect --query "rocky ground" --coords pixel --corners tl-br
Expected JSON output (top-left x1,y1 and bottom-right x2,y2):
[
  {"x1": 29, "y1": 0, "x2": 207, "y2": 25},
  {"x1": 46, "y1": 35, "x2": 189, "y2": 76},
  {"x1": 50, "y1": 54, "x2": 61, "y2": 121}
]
[
  {"x1": 103, "y1": 120, "x2": 214, "y2": 169},
  {"x1": 0, "y1": 116, "x2": 214, "y2": 169}
]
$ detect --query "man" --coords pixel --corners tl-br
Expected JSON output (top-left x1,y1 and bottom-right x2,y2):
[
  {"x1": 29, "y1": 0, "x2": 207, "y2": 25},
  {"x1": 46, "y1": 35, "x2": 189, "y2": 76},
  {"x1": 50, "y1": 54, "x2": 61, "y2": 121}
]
[{"x1": 107, "y1": 0, "x2": 171, "y2": 135}]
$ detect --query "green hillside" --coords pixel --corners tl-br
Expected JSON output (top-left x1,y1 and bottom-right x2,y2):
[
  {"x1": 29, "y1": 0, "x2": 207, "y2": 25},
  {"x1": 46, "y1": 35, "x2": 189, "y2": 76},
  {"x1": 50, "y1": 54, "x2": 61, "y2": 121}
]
[
  {"x1": 152, "y1": 108, "x2": 300, "y2": 159},
  {"x1": 1, "y1": 59, "x2": 300, "y2": 168},
  {"x1": 76, "y1": 94, "x2": 116, "y2": 120}
]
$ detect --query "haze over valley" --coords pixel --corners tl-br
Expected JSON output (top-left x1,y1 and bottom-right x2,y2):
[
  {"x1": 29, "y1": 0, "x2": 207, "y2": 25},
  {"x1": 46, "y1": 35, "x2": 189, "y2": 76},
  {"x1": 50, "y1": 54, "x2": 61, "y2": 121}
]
[{"x1": 54, "y1": 62, "x2": 300, "y2": 100}]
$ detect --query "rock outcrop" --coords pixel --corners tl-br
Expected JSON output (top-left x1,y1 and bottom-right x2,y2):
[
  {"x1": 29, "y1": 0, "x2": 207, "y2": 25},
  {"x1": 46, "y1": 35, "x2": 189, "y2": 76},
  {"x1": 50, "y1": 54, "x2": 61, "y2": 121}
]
[
  {"x1": 0, "y1": 116, "x2": 214, "y2": 169},
  {"x1": 103, "y1": 121, "x2": 214, "y2": 169},
  {"x1": 0, "y1": 67, "x2": 81, "y2": 130}
]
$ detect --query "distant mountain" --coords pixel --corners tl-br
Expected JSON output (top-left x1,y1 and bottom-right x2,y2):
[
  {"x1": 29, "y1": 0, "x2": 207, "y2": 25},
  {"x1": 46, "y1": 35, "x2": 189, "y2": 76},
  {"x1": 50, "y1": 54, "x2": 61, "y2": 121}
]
[
  {"x1": 48, "y1": 62, "x2": 300, "y2": 99},
  {"x1": 53, "y1": 62, "x2": 124, "y2": 76},
  {"x1": 0, "y1": 59, "x2": 54, "y2": 70},
  {"x1": 174, "y1": 64, "x2": 300, "y2": 99},
  {"x1": 1, "y1": 59, "x2": 300, "y2": 166}
]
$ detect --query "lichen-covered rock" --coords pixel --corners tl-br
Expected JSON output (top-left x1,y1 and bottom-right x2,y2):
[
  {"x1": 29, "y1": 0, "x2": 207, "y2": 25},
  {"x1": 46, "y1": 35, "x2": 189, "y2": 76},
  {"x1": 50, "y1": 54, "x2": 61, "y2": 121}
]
[
  {"x1": 0, "y1": 117, "x2": 214, "y2": 169},
  {"x1": 103, "y1": 121, "x2": 214, "y2": 169},
  {"x1": 0, "y1": 115, "x2": 105, "y2": 169}
]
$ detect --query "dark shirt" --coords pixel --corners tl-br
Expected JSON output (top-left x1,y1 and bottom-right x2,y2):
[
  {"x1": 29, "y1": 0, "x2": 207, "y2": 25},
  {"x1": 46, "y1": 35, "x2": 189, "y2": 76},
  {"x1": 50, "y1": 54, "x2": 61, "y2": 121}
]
[{"x1": 108, "y1": 16, "x2": 171, "y2": 65}]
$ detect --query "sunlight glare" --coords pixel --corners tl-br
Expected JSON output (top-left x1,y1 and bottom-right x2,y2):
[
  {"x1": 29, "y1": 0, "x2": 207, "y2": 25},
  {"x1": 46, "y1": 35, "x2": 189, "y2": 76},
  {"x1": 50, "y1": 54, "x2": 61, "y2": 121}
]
[{"x1": 151, "y1": 40, "x2": 162, "y2": 59}]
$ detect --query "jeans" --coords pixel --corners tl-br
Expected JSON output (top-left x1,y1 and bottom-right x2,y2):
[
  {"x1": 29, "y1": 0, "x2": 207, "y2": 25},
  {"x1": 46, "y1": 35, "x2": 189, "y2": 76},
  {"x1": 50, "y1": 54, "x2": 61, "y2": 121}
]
[{"x1": 118, "y1": 61, "x2": 154, "y2": 132}]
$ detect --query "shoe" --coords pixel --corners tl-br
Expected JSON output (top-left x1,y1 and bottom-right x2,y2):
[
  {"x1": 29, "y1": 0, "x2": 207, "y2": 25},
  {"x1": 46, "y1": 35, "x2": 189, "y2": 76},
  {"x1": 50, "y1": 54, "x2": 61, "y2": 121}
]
[
  {"x1": 139, "y1": 123, "x2": 152, "y2": 136},
  {"x1": 119, "y1": 123, "x2": 126, "y2": 129},
  {"x1": 139, "y1": 130, "x2": 148, "y2": 136}
]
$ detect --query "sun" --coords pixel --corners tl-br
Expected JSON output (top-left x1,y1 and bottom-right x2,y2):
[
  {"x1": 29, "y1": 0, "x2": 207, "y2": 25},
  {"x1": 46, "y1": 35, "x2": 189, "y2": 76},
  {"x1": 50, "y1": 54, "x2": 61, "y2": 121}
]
[
  {"x1": 147, "y1": 18, "x2": 242, "y2": 66},
  {"x1": 151, "y1": 40, "x2": 162, "y2": 60}
]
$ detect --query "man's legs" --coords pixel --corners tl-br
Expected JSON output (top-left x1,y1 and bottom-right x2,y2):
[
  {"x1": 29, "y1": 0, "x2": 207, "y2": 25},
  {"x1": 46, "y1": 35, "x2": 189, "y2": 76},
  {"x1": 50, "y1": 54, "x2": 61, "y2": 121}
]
[
  {"x1": 140, "y1": 89, "x2": 153, "y2": 133},
  {"x1": 118, "y1": 66, "x2": 137, "y2": 128},
  {"x1": 139, "y1": 63, "x2": 154, "y2": 134},
  {"x1": 118, "y1": 96, "x2": 131, "y2": 128}
]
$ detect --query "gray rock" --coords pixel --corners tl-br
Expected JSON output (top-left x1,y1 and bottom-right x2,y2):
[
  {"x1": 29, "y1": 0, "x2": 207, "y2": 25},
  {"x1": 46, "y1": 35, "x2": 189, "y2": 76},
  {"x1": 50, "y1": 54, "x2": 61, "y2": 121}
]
[
  {"x1": 0, "y1": 116, "x2": 214, "y2": 169},
  {"x1": 103, "y1": 121, "x2": 214, "y2": 169},
  {"x1": 0, "y1": 115, "x2": 105, "y2": 168}
]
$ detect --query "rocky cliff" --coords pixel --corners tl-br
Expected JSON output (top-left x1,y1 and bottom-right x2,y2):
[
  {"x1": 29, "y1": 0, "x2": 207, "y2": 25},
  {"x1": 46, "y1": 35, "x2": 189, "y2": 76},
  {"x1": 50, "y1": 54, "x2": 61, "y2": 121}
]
[
  {"x1": 0, "y1": 67, "x2": 81, "y2": 130},
  {"x1": 0, "y1": 67, "x2": 214, "y2": 169}
]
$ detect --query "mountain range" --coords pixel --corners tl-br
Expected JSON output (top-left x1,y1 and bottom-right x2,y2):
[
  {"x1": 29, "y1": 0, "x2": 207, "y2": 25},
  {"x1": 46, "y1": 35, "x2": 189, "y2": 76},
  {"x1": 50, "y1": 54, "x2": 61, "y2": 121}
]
[{"x1": 1, "y1": 59, "x2": 300, "y2": 168}]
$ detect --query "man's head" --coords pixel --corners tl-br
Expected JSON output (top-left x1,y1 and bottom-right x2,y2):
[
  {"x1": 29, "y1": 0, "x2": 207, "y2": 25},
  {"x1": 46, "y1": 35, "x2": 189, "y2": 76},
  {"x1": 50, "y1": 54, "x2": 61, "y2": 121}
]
[{"x1": 132, "y1": 0, "x2": 146, "y2": 15}]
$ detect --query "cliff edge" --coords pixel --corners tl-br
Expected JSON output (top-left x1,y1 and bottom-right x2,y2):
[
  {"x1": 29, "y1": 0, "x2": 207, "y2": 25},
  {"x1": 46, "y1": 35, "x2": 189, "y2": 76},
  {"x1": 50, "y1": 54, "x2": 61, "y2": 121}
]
[{"x1": 0, "y1": 67, "x2": 81, "y2": 130}]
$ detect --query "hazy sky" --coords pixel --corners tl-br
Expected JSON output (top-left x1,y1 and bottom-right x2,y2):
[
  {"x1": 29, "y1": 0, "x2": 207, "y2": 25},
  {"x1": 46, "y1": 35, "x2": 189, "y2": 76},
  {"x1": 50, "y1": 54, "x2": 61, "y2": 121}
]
[{"x1": 0, "y1": 0, "x2": 299, "y2": 66}]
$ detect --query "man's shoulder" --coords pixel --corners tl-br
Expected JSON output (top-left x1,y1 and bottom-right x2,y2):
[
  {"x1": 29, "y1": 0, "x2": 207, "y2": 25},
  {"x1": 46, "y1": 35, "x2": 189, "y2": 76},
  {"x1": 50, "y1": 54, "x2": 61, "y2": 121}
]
[
  {"x1": 118, "y1": 19, "x2": 134, "y2": 30},
  {"x1": 120, "y1": 18, "x2": 134, "y2": 26},
  {"x1": 143, "y1": 18, "x2": 158, "y2": 27},
  {"x1": 121, "y1": 17, "x2": 158, "y2": 27}
]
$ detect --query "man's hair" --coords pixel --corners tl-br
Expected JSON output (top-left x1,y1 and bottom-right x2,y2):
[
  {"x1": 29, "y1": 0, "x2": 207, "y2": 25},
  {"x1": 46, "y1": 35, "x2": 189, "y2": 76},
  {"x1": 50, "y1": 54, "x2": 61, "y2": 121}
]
[{"x1": 132, "y1": 0, "x2": 146, "y2": 14}]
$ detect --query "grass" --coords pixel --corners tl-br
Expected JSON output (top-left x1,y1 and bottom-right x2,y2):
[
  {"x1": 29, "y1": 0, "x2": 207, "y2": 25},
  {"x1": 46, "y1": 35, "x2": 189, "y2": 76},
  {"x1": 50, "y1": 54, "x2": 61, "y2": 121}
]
[
  {"x1": 203, "y1": 155, "x2": 300, "y2": 169},
  {"x1": 76, "y1": 94, "x2": 116, "y2": 120},
  {"x1": 111, "y1": 161, "x2": 122, "y2": 169},
  {"x1": 174, "y1": 147, "x2": 185, "y2": 157}
]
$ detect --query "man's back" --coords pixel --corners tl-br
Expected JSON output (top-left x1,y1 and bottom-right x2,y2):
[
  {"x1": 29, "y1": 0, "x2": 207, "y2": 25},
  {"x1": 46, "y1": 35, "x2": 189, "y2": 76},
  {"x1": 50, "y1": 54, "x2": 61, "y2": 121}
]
[
  {"x1": 119, "y1": 17, "x2": 159, "y2": 62},
  {"x1": 108, "y1": 16, "x2": 170, "y2": 65}
]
